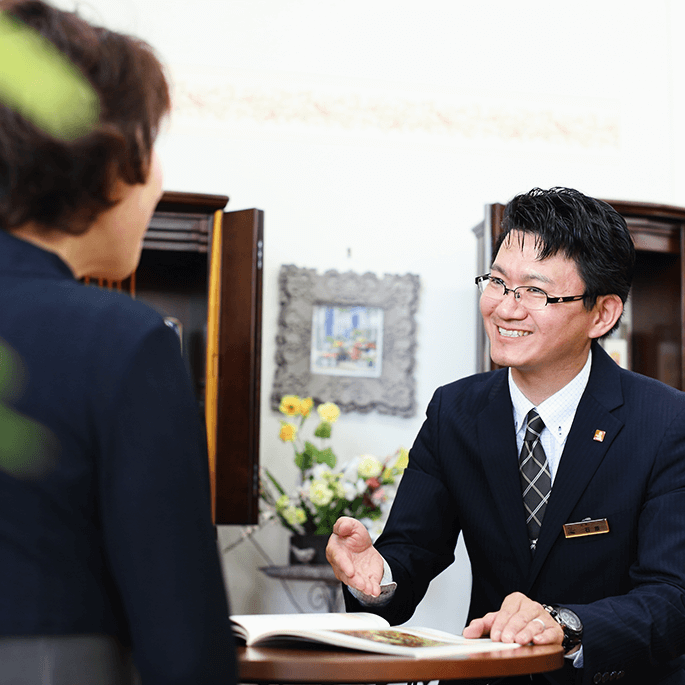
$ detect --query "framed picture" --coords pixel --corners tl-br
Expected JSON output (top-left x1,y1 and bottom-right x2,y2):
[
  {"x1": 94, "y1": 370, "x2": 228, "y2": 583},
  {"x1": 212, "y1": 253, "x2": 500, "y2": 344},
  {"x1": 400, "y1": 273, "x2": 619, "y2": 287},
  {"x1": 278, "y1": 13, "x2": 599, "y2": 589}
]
[
  {"x1": 310, "y1": 304, "x2": 384, "y2": 379},
  {"x1": 272, "y1": 265, "x2": 420, "y2": 417}
]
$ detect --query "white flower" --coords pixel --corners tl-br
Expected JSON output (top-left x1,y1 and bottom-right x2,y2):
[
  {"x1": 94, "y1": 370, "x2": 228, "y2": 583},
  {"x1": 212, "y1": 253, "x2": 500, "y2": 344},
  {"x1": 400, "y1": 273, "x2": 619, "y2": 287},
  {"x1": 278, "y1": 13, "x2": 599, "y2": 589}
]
[
  {"x1": 341, "y1": 481, "x2": 358, "y2": 500},
  {"x1": 357, "y1": 454, "x2": 383, "y2": 479},
  {"x1": 275, "y1": 494, "x2": 290, "y2": 511},
  {"x1": 331, "y1": 477, "x2": 346, "y2": 499},
  {"x1": 283, "y1": 505, "x2": 306, "y2": 526},
  {"x1": 342, "y1": 458, "x2": 360, "y2": 479},
  {"x1": 310, "y1": 464, "x2": 331, "y2": 481},
  {"x1": 360, "y1": 517, "x2": 385, "y2": 542},
  {"x1": 380, "y1": 498, "x2": 394, "y2": 516},
  {"x1": 309, "y1": 480, "x2": 334, "y2": 507}
]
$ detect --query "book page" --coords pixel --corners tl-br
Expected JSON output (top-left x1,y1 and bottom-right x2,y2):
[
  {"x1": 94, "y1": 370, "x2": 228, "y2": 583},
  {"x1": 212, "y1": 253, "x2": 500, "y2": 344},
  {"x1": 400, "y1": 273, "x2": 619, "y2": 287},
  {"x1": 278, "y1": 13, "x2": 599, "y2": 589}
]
[
  {"x1": 335, "y1": 628, "x2": 457, "y2": 649},
  {"x1": 231, "y1": 612, "x2": 390, "y2": 644},
  {"x1": 232, "y1": 613, "x2": 522, "y2": 658},
  {"x1": 251, "y1": 626, "x2": 521, "y2": 658}
]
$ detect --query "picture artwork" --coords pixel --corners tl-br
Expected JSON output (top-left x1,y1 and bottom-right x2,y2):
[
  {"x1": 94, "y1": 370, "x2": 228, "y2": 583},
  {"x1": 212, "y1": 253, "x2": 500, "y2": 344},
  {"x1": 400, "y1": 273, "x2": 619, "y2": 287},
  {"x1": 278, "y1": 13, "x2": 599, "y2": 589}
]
[{"x1": 310, "y1": 305, "x2": 384, "y2": 378}]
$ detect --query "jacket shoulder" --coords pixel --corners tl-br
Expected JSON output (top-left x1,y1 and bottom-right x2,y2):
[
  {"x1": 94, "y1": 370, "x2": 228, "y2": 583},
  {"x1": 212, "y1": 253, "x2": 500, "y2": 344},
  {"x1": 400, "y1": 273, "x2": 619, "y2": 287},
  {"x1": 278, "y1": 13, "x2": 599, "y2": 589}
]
[{"x1": 432, "y1": 368, "x2": 509, "y2": 414}]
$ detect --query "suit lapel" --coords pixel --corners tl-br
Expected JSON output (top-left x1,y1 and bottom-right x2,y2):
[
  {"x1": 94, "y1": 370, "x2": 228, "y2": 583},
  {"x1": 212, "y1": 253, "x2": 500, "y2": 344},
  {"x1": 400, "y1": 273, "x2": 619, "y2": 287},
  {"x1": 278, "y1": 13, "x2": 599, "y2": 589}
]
[
  {"x1": 477, "y1": 371, "x2": 533, "y2": 579},
  {"x1": 527, "y1": 344, "x2": 625, "y2": 585}
]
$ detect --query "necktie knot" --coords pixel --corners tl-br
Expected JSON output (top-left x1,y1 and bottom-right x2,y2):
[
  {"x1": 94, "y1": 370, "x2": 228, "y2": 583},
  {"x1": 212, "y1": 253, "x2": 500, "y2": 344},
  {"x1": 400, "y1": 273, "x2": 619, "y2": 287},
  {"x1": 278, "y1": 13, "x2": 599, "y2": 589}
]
[{"x1": 525, "y1": 408, "x2": 544, "y2": 437}]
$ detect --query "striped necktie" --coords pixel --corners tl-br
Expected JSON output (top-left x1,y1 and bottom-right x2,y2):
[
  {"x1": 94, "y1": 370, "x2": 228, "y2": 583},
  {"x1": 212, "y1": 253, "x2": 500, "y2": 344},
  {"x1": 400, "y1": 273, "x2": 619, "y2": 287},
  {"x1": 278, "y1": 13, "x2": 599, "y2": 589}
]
[{"x1": 519, "y1": 408, "x2": 551, "y2": 551}]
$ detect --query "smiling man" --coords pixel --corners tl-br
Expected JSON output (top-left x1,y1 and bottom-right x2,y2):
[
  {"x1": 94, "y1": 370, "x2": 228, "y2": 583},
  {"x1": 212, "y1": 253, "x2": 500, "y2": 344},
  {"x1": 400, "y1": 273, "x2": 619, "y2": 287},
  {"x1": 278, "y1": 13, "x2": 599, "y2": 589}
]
[{"x1": 327, "y1": 187, "x2": 685, "y2": 685}]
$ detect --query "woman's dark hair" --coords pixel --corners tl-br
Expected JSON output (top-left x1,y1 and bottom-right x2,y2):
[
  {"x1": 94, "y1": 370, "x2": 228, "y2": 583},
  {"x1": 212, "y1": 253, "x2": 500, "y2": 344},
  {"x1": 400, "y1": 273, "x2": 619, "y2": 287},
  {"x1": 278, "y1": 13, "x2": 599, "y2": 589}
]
[
  {"x1": 496, "y1": 187, "x2": 635, "y2": 333},
  {"x1": 0, "y1": 0, "x2": 170, "y2": 234}
]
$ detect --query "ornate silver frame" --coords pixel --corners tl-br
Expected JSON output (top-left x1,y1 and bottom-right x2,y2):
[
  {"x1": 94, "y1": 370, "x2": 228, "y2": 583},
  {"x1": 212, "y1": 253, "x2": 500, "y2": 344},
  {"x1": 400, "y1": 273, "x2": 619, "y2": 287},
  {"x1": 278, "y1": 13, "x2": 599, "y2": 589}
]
[{"x1": 271, "y1": 265, "x2": 420, "y2": 417}]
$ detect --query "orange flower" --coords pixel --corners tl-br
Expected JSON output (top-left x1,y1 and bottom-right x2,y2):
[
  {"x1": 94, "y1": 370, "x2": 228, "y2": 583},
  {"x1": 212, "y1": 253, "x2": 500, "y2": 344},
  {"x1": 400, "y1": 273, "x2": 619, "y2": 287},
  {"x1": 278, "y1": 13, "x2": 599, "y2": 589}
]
[
  {"x1": 299, "y1": 396, "x2": 314, "y2": 418},
  {"x1": 279, "y1": 421, "x2": 298, "y2": 442},
  {"x1": 279, "y1": 395, "x2": 301, "y2": 417}
]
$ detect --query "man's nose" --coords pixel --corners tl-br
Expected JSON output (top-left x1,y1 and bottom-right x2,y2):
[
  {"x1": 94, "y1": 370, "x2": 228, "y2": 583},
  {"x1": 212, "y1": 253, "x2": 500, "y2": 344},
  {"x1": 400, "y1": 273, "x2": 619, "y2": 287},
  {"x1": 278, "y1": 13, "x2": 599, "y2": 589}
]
[{"x1": 495, "y1": 289, "x2": 526, "y2": 315}]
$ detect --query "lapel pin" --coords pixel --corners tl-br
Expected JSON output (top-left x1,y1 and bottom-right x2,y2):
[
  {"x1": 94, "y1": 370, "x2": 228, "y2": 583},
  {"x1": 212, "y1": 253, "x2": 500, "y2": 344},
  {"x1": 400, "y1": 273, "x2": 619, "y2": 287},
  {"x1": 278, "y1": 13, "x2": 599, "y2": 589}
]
[{"x1": 593, "y1": 429, "x2": 606, "y2": 442}]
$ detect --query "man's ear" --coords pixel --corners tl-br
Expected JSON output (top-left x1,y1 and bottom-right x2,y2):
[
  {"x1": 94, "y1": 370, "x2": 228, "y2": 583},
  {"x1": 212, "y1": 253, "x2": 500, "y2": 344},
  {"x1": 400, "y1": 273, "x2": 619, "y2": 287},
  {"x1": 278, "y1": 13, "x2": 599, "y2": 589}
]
[{"x1": 589, "y1": 294, "x2": 623, "y2": 339}]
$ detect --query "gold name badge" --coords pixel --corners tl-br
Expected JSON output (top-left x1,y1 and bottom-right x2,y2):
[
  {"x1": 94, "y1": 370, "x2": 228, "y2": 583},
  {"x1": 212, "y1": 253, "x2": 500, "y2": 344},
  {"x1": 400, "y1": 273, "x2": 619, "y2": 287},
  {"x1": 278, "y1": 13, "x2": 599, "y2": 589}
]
[{"x1": 563, "y1": 518, "x2": 610, "y2": 538}]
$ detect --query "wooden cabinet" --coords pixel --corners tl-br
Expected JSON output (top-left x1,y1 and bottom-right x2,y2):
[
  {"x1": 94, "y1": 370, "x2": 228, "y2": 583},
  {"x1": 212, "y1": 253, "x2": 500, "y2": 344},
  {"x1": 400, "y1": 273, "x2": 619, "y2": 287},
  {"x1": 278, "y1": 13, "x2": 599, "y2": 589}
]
[
  {"x1": 89, "y1": 192, "x2": 263, "y2": 524},
  {"x1": 473, "y1": 199, "x2": 685, "y2": 390}
]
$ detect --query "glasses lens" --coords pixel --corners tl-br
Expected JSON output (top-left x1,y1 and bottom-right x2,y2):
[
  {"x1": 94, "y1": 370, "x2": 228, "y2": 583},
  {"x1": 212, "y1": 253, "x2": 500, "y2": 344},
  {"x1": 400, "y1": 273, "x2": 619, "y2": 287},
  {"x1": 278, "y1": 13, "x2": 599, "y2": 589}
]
[
  {"x1": 517, "y1": 288, "x2": 547, "y2": 310},
  {"x1": 478, "y1": 276, "x2": 504, "y2": 297},
  {"x1": 477, "y1": 276, "x2": 550, "y2": 309}
]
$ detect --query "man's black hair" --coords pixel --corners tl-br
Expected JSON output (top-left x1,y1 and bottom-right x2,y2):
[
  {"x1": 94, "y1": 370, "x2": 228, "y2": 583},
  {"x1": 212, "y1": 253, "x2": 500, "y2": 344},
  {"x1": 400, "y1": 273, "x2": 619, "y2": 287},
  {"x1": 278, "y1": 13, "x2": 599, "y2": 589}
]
[{"x1": 495, "y1": 187, "x2": 635, "y2": 334}]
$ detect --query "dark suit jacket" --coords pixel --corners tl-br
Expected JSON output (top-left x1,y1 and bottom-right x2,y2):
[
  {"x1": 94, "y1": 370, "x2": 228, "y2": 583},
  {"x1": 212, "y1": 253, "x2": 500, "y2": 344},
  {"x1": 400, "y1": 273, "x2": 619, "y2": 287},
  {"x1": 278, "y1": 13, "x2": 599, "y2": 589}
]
[
  {"x1": 0, "y1": 231, "x2": 236, "y2": 684},
  {"x1": 345, "y1": 342, "x2": 685, "y2": 685}
]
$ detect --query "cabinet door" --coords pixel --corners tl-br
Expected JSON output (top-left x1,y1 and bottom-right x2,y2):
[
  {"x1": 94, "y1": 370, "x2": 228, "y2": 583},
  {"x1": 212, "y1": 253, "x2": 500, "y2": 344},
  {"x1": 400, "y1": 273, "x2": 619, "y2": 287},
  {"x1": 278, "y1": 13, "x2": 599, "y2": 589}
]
[
  {"x1": 86, "y1": 195, "x2": 264, "y2": 525},
  {"x1": 206, "y1": 209, "x2": 264, "y2": 524}
]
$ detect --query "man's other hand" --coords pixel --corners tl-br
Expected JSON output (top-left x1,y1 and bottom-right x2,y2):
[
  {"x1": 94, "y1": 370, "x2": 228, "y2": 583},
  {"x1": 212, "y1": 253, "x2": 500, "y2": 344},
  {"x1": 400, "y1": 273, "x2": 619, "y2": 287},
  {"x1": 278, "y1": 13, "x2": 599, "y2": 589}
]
[{"x1": 462, "y1": 592, "x2": 565, "y2": 647}]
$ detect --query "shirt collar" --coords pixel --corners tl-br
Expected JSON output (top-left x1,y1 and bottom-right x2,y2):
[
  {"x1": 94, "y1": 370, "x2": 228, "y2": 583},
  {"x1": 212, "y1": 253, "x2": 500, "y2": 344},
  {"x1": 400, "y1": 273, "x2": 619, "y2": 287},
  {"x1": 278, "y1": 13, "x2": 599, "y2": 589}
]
[{"x1": 509, "y1": 349, "x2": 593, "y2": 445}]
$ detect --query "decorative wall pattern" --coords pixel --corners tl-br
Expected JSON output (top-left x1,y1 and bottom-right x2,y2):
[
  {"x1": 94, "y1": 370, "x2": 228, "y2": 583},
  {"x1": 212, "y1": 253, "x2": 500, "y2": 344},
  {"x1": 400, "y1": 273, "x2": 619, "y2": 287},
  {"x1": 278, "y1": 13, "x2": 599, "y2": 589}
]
[{"x1": 172, "y1": 76, "x2": 619, "y2": 147}]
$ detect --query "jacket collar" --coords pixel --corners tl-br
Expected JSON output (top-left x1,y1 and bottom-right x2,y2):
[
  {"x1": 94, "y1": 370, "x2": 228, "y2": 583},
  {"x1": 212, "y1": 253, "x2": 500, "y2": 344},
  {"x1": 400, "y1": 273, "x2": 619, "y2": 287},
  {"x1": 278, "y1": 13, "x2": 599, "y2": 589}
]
[
  {"x1": 0, "y1": 230, "x2": 75, "y2": 281},
  {"x1": 477, "y1": 371, "x2": 533, "y2": 578},
  {"x1": 527, "y1": 341, "x2": 624, "y2": 584}
]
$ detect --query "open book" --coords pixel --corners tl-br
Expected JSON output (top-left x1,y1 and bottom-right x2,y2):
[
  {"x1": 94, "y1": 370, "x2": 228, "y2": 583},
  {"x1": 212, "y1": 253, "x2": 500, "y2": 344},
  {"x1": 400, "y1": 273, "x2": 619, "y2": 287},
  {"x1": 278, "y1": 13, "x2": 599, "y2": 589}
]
[{"x1": 231, "y1": 612, "x2": 522, "y2": 658}]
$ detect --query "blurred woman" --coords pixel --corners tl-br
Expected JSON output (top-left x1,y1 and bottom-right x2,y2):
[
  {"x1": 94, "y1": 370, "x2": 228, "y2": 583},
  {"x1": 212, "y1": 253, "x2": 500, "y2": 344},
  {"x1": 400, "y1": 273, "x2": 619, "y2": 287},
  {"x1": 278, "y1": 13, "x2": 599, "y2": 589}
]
[{"x1": 0, "y1": 1, "x2": 236, "y2": 683}]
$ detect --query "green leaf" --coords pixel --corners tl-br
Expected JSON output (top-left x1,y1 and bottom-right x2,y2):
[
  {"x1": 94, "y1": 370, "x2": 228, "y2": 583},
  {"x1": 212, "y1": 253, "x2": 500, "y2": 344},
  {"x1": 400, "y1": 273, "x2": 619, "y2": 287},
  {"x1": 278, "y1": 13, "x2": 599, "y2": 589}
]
[
  {"x1": 263, "y1": 468, "x2": 287, "y2": 496},
  {"x1": 316, "y1": 447, "x2": 336, "y2": 468},
  {"x1": 295, "y1": 447, "x2": 314, "y2": 472},
  {"x1": 299, "y1": 442, "x2": 322, "y2": 471},
  {"x1": 314, "y1": 421, "x2": 332, "y2": 439},
  {"x1": 275, "y1": 511, "x2": 301, "y2": 535}
]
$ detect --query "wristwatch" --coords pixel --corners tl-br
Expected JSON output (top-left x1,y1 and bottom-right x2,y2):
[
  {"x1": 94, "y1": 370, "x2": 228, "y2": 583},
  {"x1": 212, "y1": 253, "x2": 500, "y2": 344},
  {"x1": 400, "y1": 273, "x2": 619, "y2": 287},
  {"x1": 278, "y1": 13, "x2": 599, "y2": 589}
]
[{"x1": 543, "y1": 604, "x2": 583, "y2": 653}]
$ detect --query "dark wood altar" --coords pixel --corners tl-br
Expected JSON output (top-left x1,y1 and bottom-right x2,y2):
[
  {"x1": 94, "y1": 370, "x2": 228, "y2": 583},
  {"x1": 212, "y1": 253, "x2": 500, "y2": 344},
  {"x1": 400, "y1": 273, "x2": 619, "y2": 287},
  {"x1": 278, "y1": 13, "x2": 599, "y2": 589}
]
[{"x1": 87, "y1": 191, "x2": 263, "y2": 524}]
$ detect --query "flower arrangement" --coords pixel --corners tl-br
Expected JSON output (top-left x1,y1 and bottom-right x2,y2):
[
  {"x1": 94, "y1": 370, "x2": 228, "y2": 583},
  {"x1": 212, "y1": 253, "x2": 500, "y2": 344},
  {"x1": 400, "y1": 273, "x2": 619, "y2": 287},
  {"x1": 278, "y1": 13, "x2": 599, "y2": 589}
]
[{"x1": 261, "y1": 394, "x2": 408, "y2": 539}]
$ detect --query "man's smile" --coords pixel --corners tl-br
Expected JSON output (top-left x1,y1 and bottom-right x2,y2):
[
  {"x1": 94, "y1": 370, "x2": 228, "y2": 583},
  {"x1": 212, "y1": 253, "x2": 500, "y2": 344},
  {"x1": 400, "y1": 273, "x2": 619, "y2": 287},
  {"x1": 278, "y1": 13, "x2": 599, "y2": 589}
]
[{"x1": 498, "y1": 327, "x2": 531, "y2": 338}]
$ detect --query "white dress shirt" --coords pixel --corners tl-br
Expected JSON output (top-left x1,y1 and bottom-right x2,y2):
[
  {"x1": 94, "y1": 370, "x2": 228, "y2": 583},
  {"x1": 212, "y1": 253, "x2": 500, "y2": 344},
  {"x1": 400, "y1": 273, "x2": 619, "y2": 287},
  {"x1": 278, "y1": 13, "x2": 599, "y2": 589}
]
[{"x1": 509, "y1": 350, "x2": 592, "y2": 484}]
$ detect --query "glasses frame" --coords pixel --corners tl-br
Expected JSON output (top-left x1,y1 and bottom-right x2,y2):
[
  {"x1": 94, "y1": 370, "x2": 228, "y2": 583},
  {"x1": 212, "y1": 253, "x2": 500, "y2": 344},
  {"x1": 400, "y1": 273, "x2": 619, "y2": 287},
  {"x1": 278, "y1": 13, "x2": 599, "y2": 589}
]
[{"x1": 475, "y1": 274, "x2": 586, "y2": 309}]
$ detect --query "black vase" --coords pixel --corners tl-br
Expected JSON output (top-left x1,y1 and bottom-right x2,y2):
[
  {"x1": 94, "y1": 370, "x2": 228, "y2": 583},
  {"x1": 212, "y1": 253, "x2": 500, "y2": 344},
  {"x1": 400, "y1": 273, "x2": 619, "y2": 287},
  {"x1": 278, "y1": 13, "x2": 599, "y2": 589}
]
[{"x1": 289, "y1": 534, "x2": 330, "y2": 565}]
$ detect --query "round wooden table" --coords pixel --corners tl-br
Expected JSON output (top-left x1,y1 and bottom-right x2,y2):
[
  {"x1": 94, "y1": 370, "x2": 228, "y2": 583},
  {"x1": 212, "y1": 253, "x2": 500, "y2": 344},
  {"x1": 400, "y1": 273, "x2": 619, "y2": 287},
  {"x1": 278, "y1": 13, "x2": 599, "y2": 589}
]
[{"x1": 238, "y1": 643, "x2": 564, "y2": 683}]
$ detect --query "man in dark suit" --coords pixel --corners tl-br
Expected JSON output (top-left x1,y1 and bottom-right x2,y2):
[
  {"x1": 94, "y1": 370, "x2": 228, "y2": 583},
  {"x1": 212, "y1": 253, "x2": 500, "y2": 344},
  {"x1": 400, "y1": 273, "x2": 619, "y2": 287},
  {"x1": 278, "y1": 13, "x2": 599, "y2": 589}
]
[{"x1": 326, "y1": 187, "x2": 685, "y2": 684}]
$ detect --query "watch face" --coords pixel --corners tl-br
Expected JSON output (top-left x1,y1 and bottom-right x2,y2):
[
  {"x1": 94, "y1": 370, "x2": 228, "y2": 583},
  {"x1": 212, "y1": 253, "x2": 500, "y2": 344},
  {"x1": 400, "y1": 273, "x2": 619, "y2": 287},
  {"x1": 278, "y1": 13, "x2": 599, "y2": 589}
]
[{"x1": 557, "y1": 608, "x2": 582, "y2": 632}]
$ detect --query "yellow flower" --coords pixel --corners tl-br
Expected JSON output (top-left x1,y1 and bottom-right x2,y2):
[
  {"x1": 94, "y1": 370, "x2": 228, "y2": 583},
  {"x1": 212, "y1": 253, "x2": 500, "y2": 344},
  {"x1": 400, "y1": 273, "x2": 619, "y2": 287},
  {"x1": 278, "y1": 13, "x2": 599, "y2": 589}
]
[
  {"x1": 381, "y1": 467, "x2": 395, "y2": 483},
  {"x1": 279, "y1": 421, "x2": 298, "y2": 442},
  {"x1": 317, "y1": 402, "x2": 340, "y2": 424},
  {"x1": 358, "y1": 454, "x2": 383, "y2": 479},
  {"x1": 395, "y1": 447, "x2": 409, "y2": 472},
  {"x1": 279, "y1": 395, "x2": 301, "y2": 416},
  {"x1": 299, "y1": 396, "x2": 314, "y2": 418}
]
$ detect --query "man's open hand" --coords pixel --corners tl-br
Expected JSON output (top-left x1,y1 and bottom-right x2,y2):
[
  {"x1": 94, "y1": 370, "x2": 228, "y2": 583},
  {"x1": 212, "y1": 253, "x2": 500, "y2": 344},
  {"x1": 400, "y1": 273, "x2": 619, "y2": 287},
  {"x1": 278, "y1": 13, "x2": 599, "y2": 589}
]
[{"x1": 326, "y1": 516, "x2": 384, "y2": 597}]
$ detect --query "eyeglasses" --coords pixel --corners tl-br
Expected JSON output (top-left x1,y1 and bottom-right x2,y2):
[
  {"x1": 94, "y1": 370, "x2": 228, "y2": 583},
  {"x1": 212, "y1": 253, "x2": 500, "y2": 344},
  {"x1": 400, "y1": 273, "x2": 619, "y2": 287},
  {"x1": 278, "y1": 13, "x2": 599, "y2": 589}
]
[{"x1": 475, "y1": 274, "x2": 586, "y2": 310}]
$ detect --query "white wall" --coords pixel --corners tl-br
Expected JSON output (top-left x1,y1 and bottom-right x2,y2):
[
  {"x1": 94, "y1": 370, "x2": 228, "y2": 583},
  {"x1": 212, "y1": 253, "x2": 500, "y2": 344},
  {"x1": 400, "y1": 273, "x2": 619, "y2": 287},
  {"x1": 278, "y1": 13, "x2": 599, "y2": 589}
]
[{"x1": 55, "y1": 0, "x2": 685, "y2": 633}]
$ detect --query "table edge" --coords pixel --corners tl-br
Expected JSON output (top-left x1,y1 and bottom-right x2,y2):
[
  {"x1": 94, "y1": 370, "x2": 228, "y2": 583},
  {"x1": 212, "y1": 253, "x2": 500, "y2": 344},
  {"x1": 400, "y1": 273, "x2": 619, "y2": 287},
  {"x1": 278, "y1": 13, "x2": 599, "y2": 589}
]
[{"x1": 238, "y1": 643, "x2": 565, "y2": 683}]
